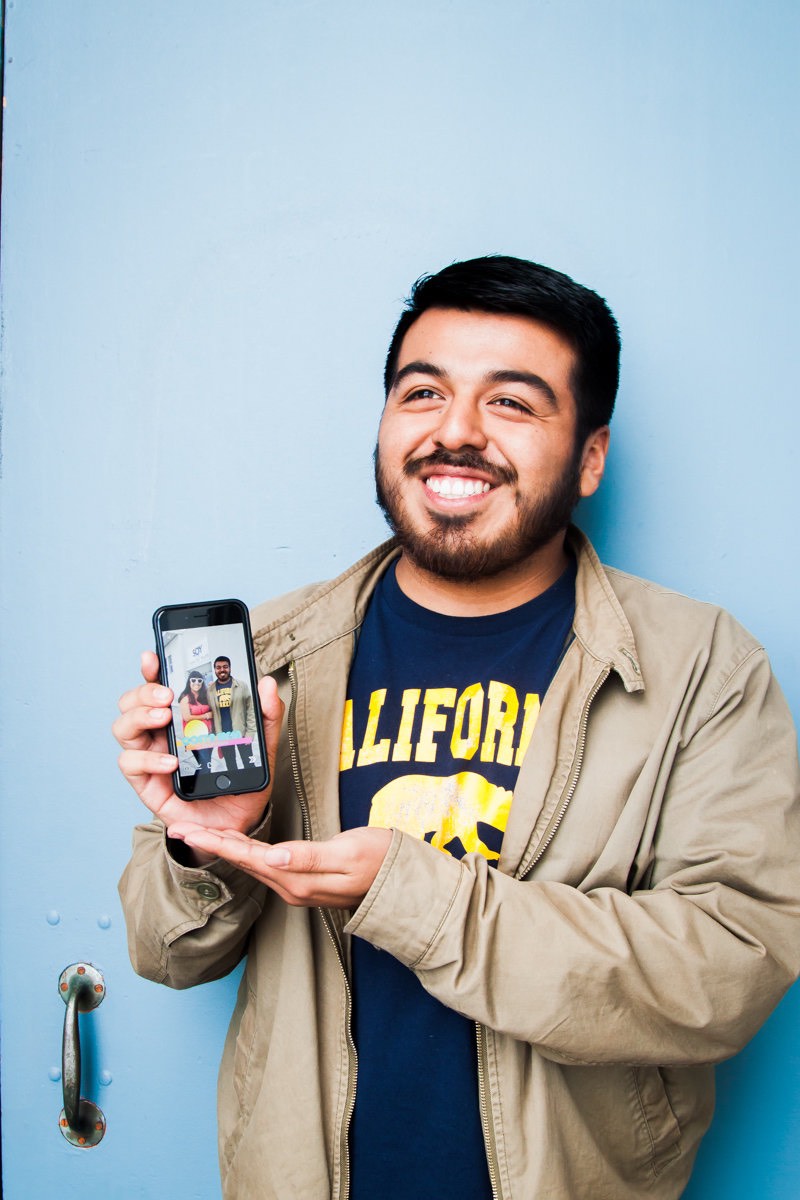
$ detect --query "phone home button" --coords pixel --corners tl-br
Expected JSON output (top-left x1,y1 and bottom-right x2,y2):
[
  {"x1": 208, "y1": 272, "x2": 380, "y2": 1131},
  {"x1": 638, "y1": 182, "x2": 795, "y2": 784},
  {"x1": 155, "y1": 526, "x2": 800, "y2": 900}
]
[{"x1": 216, "y1": 774, "x2": 232, "y2": 791}]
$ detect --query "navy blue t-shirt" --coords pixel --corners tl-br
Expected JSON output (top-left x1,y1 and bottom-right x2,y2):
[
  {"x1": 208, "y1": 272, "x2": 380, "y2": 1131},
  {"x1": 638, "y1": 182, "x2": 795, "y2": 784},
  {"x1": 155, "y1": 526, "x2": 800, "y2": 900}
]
[
  {"x1": 339, "y1": 560, "x2": 576, "y2": 1199},
  {"x1": 213, "y1": 678, "x2": 234, "y2": 733}
]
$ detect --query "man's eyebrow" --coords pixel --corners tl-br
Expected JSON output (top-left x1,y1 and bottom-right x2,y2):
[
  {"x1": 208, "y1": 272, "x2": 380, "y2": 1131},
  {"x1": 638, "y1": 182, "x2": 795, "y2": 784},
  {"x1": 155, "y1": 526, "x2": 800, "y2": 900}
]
[
  {"x1": 485, "y1": 370, "x2": 559, "y2": 408},
  {"x1": 390, "y1": 362, "x2": 560, "y2": 408},
  {"x1": 390, "y1": 361, "x2": 447, "y2": 388}
]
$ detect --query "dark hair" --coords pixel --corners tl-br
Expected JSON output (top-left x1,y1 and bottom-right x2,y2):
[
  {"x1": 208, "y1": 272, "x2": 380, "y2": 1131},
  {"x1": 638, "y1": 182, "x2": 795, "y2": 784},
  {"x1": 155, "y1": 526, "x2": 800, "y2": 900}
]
[
  {"x1": 384, "y1": 255, "x2": 620, "y2": 441},
  {"x1": 214, "y1": 656, "x2": 231, "y2": 667},
  {"x1": 178, "y1": 672, "x2": 209, "y2": 707}
]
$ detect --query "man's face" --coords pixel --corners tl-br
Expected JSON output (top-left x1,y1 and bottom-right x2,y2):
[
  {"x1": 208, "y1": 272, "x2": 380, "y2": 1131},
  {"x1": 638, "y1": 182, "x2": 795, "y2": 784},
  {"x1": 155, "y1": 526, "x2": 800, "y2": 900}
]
[
  {"x1": 214, "y1": 660, "x2": 231, "y2": 682},
  {"x1": 375, "y1": 308, "x2": 605, "y2": 581}
]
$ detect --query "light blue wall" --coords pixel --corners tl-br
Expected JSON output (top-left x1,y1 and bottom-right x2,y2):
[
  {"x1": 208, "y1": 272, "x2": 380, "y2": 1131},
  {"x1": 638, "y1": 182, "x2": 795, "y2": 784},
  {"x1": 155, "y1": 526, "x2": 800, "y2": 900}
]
[{"x1": 1, "y1": 2, "x2": 798, "y2": 1196}]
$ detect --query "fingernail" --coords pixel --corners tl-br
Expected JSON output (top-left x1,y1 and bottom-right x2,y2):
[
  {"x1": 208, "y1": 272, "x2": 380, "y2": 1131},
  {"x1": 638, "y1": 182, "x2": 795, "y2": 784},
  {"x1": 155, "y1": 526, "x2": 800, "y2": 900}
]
[
  {"x1": 160, "y1": 755, "x2": 177, "y2": 768},
  {"x1": 263, "y1": 848, "x2": 291, "y2": 867},
  {"x1": 154, "y1": 686, "x2": 171, "y2": 703}
]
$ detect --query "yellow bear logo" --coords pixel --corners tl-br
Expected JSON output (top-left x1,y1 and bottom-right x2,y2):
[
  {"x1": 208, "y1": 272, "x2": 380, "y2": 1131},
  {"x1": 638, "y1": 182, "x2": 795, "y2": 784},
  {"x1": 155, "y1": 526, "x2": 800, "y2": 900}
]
[{"x1": 369, "y1": 771, "x2": 511, "y2": 863}]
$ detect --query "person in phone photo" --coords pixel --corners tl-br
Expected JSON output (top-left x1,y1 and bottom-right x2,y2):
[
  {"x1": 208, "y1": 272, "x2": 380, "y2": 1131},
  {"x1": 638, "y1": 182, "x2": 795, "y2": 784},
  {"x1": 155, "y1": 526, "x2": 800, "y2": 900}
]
[
  {"x1": 177, "y1": 670, "x2": 213, "y2": 773},
  {"x1": 205, "y1": 654, "x2": 259, "y2": 772}
]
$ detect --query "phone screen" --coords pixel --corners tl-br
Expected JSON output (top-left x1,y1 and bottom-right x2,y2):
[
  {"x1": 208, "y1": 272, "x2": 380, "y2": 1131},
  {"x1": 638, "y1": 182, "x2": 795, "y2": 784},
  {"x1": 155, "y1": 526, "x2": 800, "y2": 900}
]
[{"x1": 152, "y1": 599, "x2": 269, "y2": 800}]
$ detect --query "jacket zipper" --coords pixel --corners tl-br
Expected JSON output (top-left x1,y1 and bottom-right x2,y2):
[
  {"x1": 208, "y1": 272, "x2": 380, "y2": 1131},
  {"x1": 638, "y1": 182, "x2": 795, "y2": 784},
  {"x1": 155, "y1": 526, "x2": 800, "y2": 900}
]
[
  {"x1": 520, "y1": 665, "x2": 611, "y2": 880},
  {"x1": 287, "y1": 661, "x2": 358, "y2": 1200},
  {"x1": 474, "y1": 664, "x2": 612, "y2": 1200},
  {"x1": 475, "y1": 1022, "x2": 500, "y2": 1200}
]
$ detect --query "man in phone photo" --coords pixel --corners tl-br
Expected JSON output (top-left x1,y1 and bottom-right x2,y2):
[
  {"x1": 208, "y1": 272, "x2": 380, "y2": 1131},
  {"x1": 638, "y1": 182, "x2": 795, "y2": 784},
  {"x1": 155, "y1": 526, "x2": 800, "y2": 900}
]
[
  {"x1": 206, "y1": 654, "x2": 259, "y2": 771},
  {"x1": 114, "y1": 255, "x2": 800, "y2": 1200}
]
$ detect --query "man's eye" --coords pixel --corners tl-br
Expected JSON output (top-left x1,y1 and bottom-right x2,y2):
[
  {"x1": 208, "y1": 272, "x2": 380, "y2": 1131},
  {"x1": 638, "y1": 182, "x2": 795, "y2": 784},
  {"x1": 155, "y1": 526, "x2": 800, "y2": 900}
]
[
  {"x1": 405, "y1": 387, "x2": 440, "y2": 402},
  {"x1": 491, "y1": 396, "x2": 531, "y2": 414}
]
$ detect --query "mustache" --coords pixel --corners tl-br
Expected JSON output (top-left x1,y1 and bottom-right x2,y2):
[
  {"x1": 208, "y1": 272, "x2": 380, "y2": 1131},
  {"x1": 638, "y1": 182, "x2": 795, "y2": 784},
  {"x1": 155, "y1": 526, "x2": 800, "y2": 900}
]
[{"x1": 403, "y1": 449, "x2": 517, "y2": 487}]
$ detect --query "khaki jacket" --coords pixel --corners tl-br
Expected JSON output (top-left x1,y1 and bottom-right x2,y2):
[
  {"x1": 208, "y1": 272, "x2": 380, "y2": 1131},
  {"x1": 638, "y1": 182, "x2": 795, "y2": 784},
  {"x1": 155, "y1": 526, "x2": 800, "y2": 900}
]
[{"x1": 119, "y1": 531, "x2": 800, "y2": 1200}]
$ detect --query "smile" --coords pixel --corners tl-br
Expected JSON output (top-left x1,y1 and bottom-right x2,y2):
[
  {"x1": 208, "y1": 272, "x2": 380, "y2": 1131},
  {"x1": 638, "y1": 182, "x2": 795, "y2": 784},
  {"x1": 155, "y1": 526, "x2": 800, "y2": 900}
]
[{"x1": 425, "y1": 476, "x2": 492, "y2": 498}]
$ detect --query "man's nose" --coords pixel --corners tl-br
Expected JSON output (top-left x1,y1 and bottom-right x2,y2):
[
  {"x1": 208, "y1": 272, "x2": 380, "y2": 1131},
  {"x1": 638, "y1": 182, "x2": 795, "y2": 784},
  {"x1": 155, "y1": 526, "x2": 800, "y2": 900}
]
[{"x1": 432, "y1": 398, "x2": 488, "y2": 452}]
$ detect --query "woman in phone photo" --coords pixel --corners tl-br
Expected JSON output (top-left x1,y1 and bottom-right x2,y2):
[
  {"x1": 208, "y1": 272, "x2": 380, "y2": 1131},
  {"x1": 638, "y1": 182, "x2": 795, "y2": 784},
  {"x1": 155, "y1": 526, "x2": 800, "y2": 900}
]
[{"x1": 177, "y1": 671, "x2": 213, "y2": 773}]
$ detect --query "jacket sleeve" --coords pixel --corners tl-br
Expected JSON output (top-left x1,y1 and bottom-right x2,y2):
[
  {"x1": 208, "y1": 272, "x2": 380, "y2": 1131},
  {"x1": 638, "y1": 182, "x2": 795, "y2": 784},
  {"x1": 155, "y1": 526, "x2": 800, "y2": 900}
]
[
  {"x1": 346, "y1": 648, "x2": 800, "y2": 1067},
  {"x1": 118, "y1": 812, "x2": 271, "y2": 989}
]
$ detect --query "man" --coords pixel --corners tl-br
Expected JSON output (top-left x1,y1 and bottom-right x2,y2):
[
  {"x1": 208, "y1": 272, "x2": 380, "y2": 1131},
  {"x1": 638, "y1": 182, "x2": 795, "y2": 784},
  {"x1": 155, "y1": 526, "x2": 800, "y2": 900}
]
[
  {"x1": 115, "y1": 256, "x2": 800, "y2": 1200},
  {"x1": 205, "y1": 654, "x2": 258, "y2": 772}
]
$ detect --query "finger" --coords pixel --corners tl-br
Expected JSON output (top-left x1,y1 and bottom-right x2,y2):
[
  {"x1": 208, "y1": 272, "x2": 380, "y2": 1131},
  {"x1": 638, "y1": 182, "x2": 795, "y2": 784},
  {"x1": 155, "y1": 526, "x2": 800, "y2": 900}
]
[
  {"x1": 173, "y1": 827, "x2": 308, "y2": 882},
  {"x1": 174, "y1": 827, "x2": 272, "y2": 874},
  {"x1": 173, "y1": 830, "x2": 337, "y2": 903},
  {"x1": 177, "y1": 826, "x2": 259, "y2": 856},
  {"x1": 258, "y1": 675, "x2": 284, "y2": 726},
  {"x1": 171, "y1": 828, "x2": 371, "y2": 908},
  {"x1": 118, "y1": 748, "x2": 178, "y2": 779},
  {"x1": 118, "y1": 681, "x2": 173, "y2": 716},
  {"x1": 257, "y1": 675, "x2": 285, "y2": 777},
  {"x1": 141, "y1": 649, "x2": 161, "y2": 683},
  {"x1": 258, "y1": 673, "x2": 282, "y2": 716},
  {"x1": 112, "y1": 702, "x2": 172, "y2": 750},
  {"x1": 168, "y1": 821, "x2": 252, "y2": 844},
  {"x1": 258, "y1": 833, "x2": 390, "y2": 878},
  {"x1": 259, "y1": 840, "x2": 330, "y2": 871}
]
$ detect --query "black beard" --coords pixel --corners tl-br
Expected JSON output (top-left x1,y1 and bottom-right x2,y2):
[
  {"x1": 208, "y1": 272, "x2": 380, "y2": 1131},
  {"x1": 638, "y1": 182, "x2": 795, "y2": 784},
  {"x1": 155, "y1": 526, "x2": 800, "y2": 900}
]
[{"x1": 374, "y1": 445, "x2": 582, "y2": 582}]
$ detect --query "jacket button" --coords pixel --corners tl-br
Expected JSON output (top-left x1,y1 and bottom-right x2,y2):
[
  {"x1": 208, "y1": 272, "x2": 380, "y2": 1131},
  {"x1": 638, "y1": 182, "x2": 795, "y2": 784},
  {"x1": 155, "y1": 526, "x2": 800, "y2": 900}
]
[{"x1": 195, "y1": 882, "x2": 221, "y2": 900}]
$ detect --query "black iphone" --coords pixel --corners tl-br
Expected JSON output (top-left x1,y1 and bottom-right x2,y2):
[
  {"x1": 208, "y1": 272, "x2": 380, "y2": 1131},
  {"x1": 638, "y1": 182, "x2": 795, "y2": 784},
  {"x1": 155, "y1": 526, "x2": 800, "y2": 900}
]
[{"x1": 152, "y1": 598, "x2": 269, "y2": 800}]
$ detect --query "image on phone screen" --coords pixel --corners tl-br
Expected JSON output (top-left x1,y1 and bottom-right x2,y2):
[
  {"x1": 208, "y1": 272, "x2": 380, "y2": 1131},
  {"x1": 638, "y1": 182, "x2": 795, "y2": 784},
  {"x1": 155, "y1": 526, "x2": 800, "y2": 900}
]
[{"x1": 153, "y1": 601, "x2": 268, "y2": 799}]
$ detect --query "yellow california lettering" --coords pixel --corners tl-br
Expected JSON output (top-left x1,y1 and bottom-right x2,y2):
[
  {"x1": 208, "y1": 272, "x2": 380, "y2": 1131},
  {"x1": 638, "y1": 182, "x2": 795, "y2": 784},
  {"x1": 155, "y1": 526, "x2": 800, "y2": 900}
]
[
  {"x1": 450, "y1": 682, "x2": 484, "y2": 760},
  {"x1": 480, "y1": 681, "x2": 519, "y2": 765},
  {"x1": 339, "y1": 699, "x2": 355, "y2": 771},
  {"x1": 415, "y1": 687, "x2": 457, "y2": 763},
  {"x1": 392, "y1": 688, "x2": 421, "y2": 762},
  {"x1": 357, "y1": 689, "x2": 391, "y2": 766},
  {"x1": 341, "y1": 680, "x2": 534, "y2": 772}
]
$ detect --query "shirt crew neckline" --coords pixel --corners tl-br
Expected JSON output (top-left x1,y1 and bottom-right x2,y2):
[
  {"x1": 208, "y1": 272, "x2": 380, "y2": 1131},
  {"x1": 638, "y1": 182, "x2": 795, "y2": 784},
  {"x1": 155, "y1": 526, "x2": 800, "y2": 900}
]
[{"x1": 380, "y1": 556, "x2": 577, "y2": 637}]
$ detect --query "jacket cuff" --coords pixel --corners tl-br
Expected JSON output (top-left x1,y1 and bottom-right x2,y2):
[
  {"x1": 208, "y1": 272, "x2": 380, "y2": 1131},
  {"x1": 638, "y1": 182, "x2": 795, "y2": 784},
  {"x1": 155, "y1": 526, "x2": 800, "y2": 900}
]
[{"x1": 345, "y1": 829, "x2": 465, "y2": 967}]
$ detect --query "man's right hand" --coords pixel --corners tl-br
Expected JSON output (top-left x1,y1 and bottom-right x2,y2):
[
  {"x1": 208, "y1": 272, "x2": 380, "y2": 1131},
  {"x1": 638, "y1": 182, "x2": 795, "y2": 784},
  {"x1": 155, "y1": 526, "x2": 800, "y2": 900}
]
[{"x1": 113, "y1": 651, "x2": 284, "y2": 848}]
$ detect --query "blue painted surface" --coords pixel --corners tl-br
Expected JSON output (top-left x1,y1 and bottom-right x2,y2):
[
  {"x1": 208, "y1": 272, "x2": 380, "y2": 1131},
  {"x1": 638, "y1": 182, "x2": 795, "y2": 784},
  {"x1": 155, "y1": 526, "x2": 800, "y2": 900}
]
[{"x1": 0, "y1": 2, "x2": 797, "y2": 1196}]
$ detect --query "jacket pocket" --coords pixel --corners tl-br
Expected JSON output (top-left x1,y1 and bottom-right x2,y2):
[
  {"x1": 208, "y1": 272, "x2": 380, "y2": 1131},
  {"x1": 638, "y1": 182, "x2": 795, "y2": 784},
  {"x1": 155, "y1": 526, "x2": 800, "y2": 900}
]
[{"x1": 632, "y1": 1066, "x2": 682, "y2": 1176}]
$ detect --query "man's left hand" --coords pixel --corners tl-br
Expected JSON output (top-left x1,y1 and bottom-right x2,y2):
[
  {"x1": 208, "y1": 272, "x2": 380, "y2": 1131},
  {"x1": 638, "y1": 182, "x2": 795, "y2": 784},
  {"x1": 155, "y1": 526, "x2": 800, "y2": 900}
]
[{"x1": 167, "y1": 823, "x2": 393, "y2": 908}]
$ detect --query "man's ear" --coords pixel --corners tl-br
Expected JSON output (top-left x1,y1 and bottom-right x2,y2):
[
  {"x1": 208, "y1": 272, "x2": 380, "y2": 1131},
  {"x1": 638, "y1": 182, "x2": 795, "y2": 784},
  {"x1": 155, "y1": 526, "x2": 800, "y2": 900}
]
[{"x1": 578, "y1": 426, "x2": 610, "y2": 499}]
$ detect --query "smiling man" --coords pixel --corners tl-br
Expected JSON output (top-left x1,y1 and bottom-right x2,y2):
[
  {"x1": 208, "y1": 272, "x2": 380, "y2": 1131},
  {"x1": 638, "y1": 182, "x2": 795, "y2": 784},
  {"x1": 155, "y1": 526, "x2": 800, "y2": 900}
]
[
  {"x1": 205, "y1": 655, "x2": 258, "y2": 774},
  {"x1": 116, "y1": 256, "x2": 800, "y2": 1200},
  {"x1": 374, "y1": 305, "x2": 607, "y2": 607}
]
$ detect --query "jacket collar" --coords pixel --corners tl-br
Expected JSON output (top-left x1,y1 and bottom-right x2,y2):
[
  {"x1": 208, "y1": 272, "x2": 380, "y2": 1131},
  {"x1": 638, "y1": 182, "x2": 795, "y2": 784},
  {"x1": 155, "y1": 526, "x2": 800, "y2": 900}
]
[
  {"x1": 256, "y1": 530, "x2": 644, "y2": 693},
  {"x1": 254, "y1": 541, "x2": 401, "y2": 673},
  {"x1": 567, "y1": 527, "x2": 644, "y2": 693}
]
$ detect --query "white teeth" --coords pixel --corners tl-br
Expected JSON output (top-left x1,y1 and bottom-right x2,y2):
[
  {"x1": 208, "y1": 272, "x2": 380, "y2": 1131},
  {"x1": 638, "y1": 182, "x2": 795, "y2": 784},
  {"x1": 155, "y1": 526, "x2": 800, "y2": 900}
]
[{"x1": 426, "y1": 476, "x2": 491, "y2": 497}]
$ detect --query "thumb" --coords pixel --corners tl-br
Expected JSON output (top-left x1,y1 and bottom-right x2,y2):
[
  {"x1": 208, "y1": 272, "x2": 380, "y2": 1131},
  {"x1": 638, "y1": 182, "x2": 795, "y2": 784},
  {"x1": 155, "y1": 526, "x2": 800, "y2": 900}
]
[{"x1": 257, "y1": 675, "x2": 285, "y2": 780}]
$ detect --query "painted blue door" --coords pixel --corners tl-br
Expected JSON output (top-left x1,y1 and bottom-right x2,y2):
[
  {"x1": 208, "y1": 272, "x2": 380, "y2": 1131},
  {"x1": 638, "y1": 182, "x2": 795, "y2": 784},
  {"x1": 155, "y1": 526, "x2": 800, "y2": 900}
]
[{"x1": 1, "y1": 3, "x2": 798, "y2": 1197}]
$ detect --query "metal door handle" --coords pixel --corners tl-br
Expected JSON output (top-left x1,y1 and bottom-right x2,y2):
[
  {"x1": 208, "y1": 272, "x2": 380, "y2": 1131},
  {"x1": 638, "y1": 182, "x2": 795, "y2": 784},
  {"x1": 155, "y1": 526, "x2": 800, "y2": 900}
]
[{"x1": 58, "y1": 962, "x2": 107, "y2": 1147}]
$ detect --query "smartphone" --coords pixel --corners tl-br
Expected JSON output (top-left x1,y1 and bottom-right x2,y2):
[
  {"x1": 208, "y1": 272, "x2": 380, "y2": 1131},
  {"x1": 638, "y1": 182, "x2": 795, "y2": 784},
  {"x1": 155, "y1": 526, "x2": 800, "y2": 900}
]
[{"x1": 152, "y1": 598, "x2": 269, "y2": 800}]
